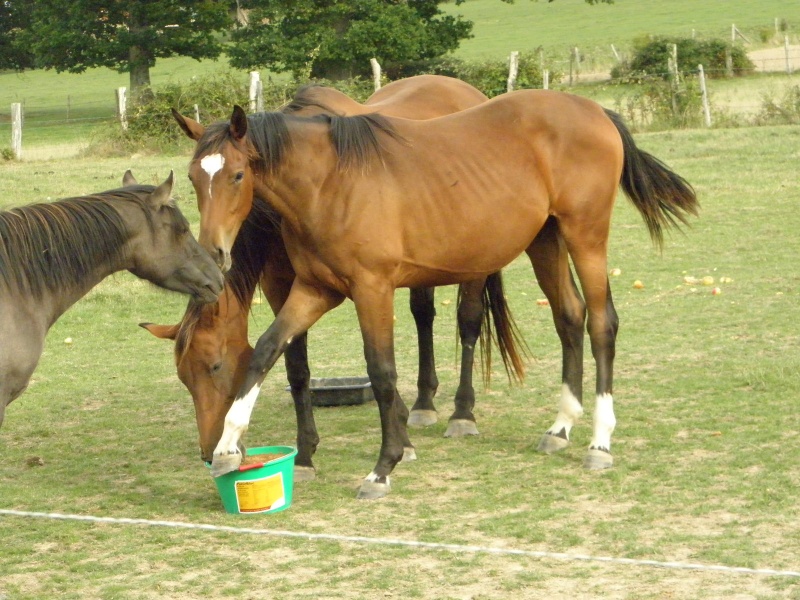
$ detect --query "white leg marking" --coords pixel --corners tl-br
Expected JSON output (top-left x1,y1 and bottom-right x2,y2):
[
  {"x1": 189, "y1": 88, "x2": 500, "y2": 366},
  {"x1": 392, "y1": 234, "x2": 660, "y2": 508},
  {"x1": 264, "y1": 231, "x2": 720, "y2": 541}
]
[
  {"x1": 365, "y1": 471, "x2": 390, "y2": 485},
  {"x1": 590, "y1": 393, "x2": 616, "y2": 452},
  {"x1": 546, "y1": 383, "x2": 584, "y2": 439},
  {"x1": 200, "y1": 153, "x2": 225, "y2": 198},
  {"x1": 213, "y1": 383, "x2": 261, "y2": 455}
]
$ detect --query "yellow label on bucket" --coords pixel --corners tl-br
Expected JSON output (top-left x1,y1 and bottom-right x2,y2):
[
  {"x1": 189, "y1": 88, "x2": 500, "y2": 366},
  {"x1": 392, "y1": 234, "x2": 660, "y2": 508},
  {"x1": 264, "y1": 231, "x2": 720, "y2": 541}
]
[{"x1": 235, "y1": 472, "x2": 286, "y2": 513}]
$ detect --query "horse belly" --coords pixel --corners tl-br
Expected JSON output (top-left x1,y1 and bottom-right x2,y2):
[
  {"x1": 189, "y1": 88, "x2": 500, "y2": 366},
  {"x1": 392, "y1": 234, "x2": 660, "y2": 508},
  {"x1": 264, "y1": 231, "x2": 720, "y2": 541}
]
[{"x1": 395, "y1": 194, "x2": 546, "y2": 288}]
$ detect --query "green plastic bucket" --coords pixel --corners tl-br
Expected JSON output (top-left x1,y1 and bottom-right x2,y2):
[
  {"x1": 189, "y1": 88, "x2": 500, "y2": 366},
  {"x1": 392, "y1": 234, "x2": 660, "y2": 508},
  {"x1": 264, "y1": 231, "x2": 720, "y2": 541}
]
[{"x1": 211, "y1": 445, "x2": 298, "y2": 515}]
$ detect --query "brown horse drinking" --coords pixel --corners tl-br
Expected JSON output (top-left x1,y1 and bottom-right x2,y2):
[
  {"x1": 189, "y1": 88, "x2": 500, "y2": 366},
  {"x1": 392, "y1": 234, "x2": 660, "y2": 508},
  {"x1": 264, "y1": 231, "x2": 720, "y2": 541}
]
[
  {"x1": 0, "y1": 172, "x2": 223, "y2": 430},
  {"x1": 185, "y1": 89, "x2": 698, "y2": 499},
  {"x1": 154, "y1": 76, "x2": 530, "y2": 477}
]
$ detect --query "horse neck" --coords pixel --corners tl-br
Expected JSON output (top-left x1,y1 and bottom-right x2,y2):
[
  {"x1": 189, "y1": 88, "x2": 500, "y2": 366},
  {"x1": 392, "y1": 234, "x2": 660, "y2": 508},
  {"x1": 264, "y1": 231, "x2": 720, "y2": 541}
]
[
  {"x1": 42, "y1": 249, "x2": 131, "y2": 329},
  {"x1": 253, "y1": 122, "x2": 338, "y2": 230}
]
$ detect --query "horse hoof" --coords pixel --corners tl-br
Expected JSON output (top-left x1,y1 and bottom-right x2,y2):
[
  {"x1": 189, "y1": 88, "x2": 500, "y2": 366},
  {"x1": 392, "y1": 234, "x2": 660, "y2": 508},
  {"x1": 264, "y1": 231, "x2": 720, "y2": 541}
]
[
  {"x1": 293, "y1": 466, "x2": 316, "y2": 482},
  {"x1": 537, "y1": 433, "x2": 570, "y2": 454},
  {"x1": 357, "y1": 479, "x2": 390, "y2": 500},
  {"x1": 584, "y1": 448, "x2": 613, "y2": 470},
  {"x1": 210, "y1": 453, "x2": 242, "y2": 477},
  {"x1": 444, "y1": 419, "x2": 479, "y2": 438},
  {"x1": 408, "y1": 409, "x2": 438, "y2": 427},
  {"x1": 402, "y1": 447, "x2": 417, "y2": 462}
]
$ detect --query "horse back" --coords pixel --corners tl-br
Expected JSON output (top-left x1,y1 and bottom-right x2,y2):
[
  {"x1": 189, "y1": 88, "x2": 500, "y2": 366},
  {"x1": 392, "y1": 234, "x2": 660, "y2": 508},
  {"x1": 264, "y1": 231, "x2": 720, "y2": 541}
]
[{"x1": 364, "y1": 74, "x2": 488, "y2": 118}]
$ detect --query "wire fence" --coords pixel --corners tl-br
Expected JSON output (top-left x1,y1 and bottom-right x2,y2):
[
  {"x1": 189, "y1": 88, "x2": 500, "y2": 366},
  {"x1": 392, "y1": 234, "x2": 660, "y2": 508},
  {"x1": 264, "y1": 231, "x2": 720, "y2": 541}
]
[{"x1": 1, "y1": 42, "x2": 798, "y2": 157}]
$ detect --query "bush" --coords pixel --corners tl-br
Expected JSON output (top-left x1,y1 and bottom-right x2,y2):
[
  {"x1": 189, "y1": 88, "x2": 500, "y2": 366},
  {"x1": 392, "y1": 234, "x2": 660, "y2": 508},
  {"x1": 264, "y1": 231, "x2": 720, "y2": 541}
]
[
  {"x1": 757, "y1": 85, "x2": 800, "y2": 125},
  {"x1": 611, "y1": 36, "x2": 754, "y2": 81},
  {"x1": 615, "y1": 77, "x2": 704, "y2": 132}
]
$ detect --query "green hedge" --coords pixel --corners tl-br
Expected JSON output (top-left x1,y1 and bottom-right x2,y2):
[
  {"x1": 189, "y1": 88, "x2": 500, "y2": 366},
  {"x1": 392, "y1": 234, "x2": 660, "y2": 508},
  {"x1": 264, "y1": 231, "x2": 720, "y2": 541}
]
[{"x1": 612, "y1": 36, "x2": 754, "y2": 80}]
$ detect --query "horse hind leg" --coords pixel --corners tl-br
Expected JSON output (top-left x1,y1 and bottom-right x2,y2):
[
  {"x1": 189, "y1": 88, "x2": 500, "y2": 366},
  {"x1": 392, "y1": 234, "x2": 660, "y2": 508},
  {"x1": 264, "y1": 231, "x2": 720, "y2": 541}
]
[
  {"x1": 559, "y1": 214, "x2": 619, "y2": 471},
  {"x1": 407, "y1": 286, "x2": 439, "y2": 427},
  {"x1": 444, "y1": 278, "x2": 485, "y2": 438},
  {"x1": 526, "y1": 218, "x2": 587, "y2": 455}
]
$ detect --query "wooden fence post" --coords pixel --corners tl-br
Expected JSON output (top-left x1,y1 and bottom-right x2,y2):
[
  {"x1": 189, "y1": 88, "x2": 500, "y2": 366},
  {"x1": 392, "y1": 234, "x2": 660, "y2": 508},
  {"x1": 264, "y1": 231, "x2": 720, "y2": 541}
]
[
  {"x1": 194, "y1": 104, "x2": 201, "y2": 124},
  {"x1": 370, "y1": 58, "x2": 381, "y2": 91},
  {"x1": 786, "y1": 35, "x2": 793, "y2": 74},
  {"x1": 116, "y1": 87, "x2": 127, "y2": 131},
  {"x1": 507, "y1": 51, "x2": 519, "y2": 92},
  {"x1": 249, "y1": 72, "x2": 260, "y2": 113},
  {"x1": 698, "y1": 64, "x2": 711, "y2": 127},
  {"x1": 11, "y1": 103, "x2": 22, "y2": 159},
  {"x1": 668, "y1": 44, "x2": 679, "y2": 116},
  {"x1": 543, "y1": 69, "x2": 549, "y2": 90}
]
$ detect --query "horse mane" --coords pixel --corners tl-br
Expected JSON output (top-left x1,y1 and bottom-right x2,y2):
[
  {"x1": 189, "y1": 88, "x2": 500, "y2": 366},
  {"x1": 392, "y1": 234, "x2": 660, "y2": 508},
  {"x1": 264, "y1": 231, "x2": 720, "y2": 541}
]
[
  {"x1": 326, "y1": 113, "x2": 406, "y2": 172},
  {"x1": 173, "y1": 197, "x2": 281, "y2": 362},
  {"x1": 0, "y1": 185, "x2": 167, "y2": 299},
  {"x1": 196, "y1": 109, "x2": 405, "y2": 177}
]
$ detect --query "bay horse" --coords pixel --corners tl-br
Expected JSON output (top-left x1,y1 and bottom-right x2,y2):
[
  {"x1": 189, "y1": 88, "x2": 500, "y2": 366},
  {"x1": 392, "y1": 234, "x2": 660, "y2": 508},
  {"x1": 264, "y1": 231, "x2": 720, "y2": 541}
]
[
  {"x1": 188, "y1": 88, "x2": 698, "y2": 499},
  {"x1": 150, "y1": 76, "x2": 527, "y2": 479},
  {"x1": 0, "y1": 172, "x2": 224, "y2": 430}
]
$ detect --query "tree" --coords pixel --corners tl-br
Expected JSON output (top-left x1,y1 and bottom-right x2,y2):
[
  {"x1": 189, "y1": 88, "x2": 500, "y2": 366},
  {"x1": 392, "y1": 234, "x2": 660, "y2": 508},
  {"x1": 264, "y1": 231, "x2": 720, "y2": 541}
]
[
  {"x1": 228, "y1": 0, "x2": 473, "y2": 80},
  {"x1": 0, "y1": 1, "x2": 35, "y2": 71},
  {"x1": 20, "y1": 0, "x2": 232, "y2": 99}
]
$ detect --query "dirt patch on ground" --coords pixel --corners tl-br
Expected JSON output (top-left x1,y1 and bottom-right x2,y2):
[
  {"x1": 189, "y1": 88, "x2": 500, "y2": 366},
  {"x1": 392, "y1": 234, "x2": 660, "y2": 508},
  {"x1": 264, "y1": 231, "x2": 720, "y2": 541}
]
[{"x1": 748, "y1": 45, "x2": 800, "y2": 72}]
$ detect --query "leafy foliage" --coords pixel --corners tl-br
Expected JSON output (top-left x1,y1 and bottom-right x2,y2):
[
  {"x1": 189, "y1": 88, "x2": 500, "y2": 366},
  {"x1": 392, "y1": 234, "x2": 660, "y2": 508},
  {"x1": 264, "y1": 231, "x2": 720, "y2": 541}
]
[
  {"x1": 18, "y1": 0, "x2": 231, "y2": 96},
  {"x1": 0, "y1": 1, "x2": 34, "y2": 71},
  {"x1": 612, "y1": 35, "x2": 755, "y2": 80},
  {"x1": 229, "y1": 0, "x2": 473, "y2": 80}
]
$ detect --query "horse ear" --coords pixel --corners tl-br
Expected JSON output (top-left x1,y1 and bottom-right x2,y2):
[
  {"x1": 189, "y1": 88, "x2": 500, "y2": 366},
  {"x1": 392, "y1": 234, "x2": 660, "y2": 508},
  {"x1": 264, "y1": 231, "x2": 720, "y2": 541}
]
[
  {"x1": 150, "y1": 171, "x2": 175, "y2": 208},
  {"x1": 230, "y1": 105, "x2": 248, "y2": 141},
  {"x1": 139, "y1": 322, "x2": 179, "y2": 341},
  {"x1": 171, "y1": 108, "x2": 205, "y2": 141},
  {"x1": 122, "y1": 169, "x2": 137, "y2": 186}
]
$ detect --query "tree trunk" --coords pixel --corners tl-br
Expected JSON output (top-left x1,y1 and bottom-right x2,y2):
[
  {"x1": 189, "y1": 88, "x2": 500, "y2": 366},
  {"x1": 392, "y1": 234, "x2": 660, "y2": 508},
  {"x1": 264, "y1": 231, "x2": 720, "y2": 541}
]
[{"x1": 129, "y1": 45, "x2": 153, "y2": 103}]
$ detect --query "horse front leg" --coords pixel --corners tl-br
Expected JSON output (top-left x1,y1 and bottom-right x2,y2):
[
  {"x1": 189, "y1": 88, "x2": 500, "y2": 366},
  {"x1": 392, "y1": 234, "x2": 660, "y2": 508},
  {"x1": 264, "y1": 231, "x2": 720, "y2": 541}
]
[
  {"x1": 211, "y1": 281, "x2": 344, "y2": 477},
  {"x1": 283, "y1": 332, "x2": 318, "y2": 481},
  {"x1": 352, "y1": 282, "x2": 411, "y2": 499},
  {"x1": 407, "y1": 286, "x2": 439, "y2": 427},
  {"x1": 261, "y1": 273, "x2": 318, "y2": 482}
]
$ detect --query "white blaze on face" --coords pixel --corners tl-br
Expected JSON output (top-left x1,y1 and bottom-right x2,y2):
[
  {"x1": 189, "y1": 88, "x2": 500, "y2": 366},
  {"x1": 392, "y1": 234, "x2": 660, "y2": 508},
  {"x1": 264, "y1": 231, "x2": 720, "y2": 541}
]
[{"x1": 200, "y1": 153, "x2": 225, "y2": 199}]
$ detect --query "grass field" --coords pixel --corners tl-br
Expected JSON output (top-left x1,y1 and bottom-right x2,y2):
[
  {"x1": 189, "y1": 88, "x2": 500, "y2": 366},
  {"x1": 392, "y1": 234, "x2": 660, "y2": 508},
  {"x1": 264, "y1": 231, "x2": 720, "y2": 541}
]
[
  {"x1": 2, "y1": 3, "x2": 800, "y2": 598},
  {"x1": 1, "y1": 119, "x2": 800, "y2": 598}
]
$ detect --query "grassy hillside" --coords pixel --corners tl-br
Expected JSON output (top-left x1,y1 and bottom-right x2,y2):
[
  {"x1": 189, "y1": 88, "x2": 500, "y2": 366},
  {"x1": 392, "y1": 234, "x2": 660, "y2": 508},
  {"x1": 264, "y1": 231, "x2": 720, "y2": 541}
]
[{"x1": 442, "y1": 0, "x2": 800, "y2": 61}]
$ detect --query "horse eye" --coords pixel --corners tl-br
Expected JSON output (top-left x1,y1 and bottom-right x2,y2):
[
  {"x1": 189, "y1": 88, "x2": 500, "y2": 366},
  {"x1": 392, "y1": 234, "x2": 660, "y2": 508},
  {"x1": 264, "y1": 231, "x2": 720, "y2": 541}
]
[
  {"x1": 209, "y1": 362, "x2": 222, "y2": 374},
  {"x1": 234, "y1": 171, "x2": 244, "y2": 183}
]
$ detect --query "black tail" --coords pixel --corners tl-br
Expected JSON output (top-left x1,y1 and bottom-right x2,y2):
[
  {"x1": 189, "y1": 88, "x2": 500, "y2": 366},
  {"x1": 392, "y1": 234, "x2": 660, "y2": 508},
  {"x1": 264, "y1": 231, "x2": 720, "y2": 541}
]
[
  {"x1": 459, "y1": 272, "x2": 530, "y2": 386},
  {"x1": 605, "y1": 109, "x2": 700, "y2": 248}
]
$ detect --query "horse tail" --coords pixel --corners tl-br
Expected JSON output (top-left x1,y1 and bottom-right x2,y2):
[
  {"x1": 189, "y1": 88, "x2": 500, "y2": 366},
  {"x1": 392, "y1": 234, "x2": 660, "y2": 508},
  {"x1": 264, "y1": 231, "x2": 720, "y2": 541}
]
[
  {"x1": 605, "y1": 109, "x2": 700, "y2": 248},
  {"x1": 461, "y1": 272, "x2": 530, "y2": 386}
]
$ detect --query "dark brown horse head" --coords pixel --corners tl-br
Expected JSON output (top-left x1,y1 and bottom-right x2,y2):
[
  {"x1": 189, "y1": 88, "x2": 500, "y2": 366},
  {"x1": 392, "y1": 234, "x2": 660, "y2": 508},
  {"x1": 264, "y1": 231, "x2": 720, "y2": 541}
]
[{"x1": 172, "y1": 106, "x2": 260, "y2": 273}]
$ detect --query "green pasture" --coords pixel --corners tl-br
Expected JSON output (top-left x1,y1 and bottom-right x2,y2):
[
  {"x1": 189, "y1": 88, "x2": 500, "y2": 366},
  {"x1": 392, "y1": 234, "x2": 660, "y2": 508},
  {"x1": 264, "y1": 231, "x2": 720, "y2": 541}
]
[
  {"x1": 443, "y1": 0, "x2": 800, "y2": 62},
  {"x1": 1, "y1": 121, "x2": 800, "y2": 598}
]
